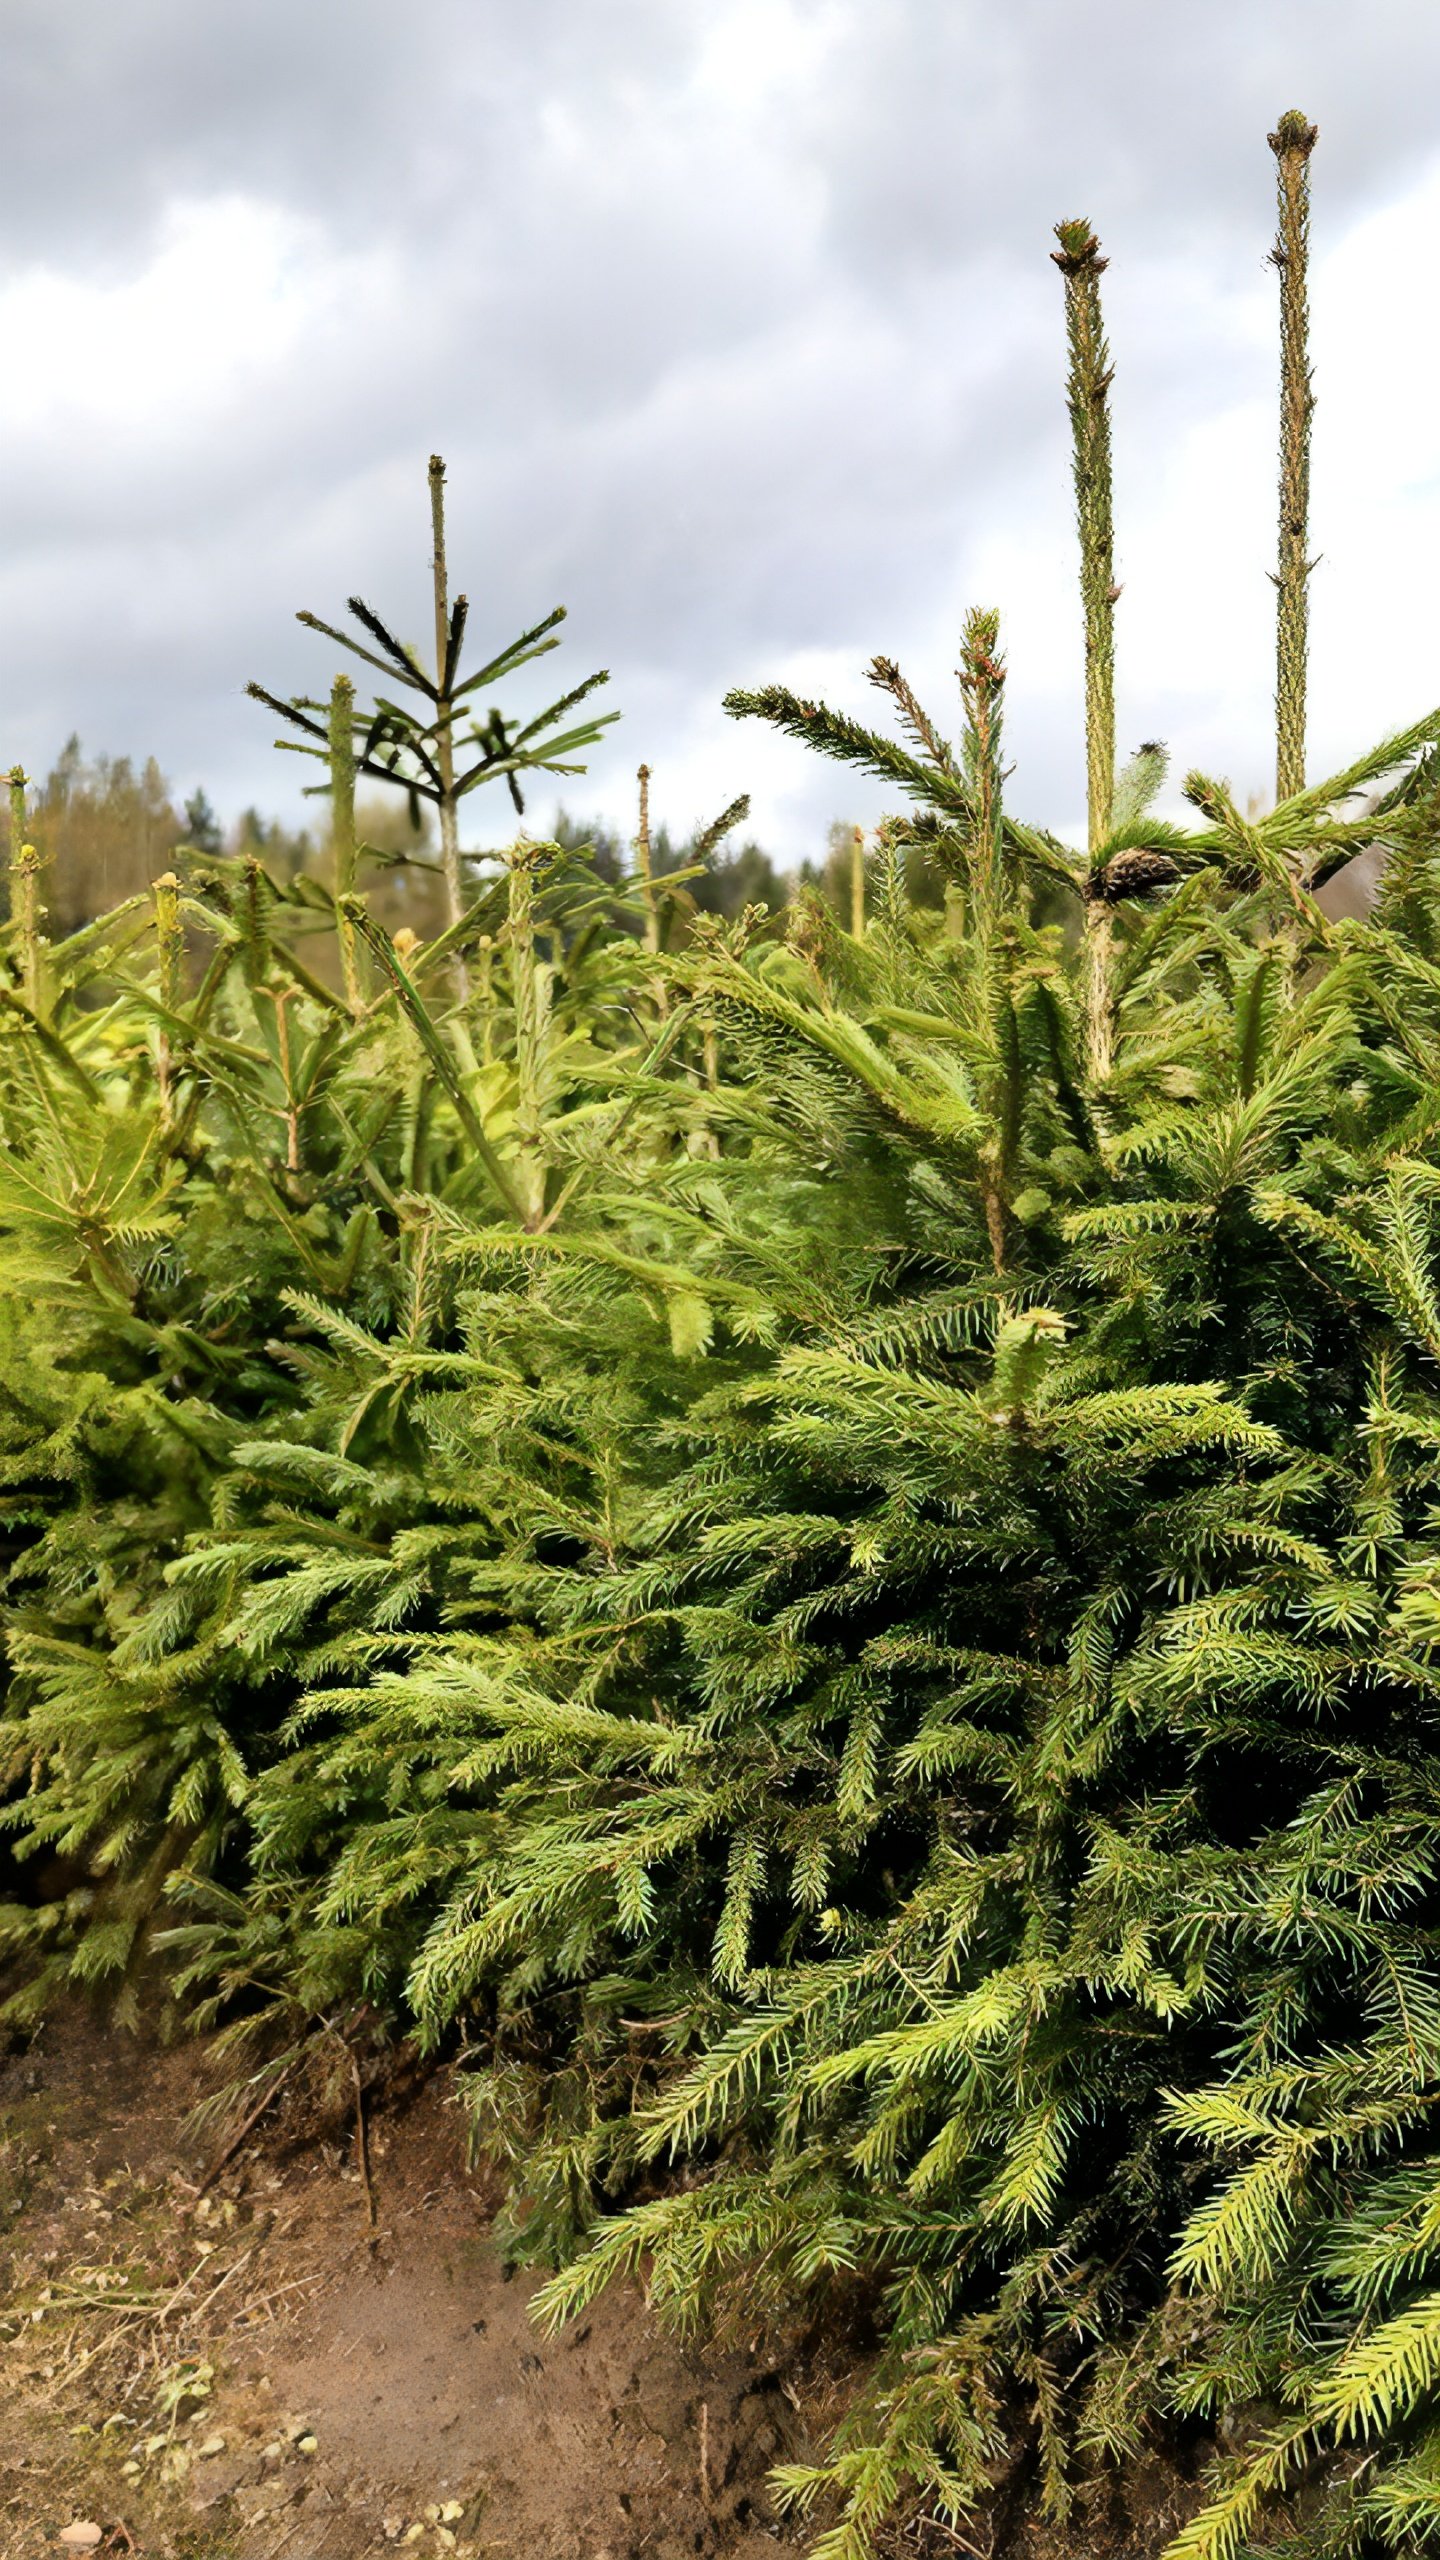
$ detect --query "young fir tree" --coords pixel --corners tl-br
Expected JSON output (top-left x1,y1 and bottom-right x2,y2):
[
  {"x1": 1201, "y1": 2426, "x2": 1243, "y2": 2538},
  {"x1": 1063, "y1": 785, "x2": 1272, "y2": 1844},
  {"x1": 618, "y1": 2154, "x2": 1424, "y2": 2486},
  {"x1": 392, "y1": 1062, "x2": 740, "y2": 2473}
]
[{"x1": 0, "y1": 496, "x2": 753, "y2": 2049}]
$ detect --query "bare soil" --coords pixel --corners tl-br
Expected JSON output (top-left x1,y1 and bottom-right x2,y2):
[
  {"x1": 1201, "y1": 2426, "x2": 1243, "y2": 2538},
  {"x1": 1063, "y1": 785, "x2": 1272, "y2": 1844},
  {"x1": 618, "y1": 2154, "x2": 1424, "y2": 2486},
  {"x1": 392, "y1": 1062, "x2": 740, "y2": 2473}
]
[
  {"x1": 0, "y1": 2014, "x2": 1205, "y2": 2560},
  {"x1": 0, "y1": 2013, "x2": 821, "y2": 2560}
]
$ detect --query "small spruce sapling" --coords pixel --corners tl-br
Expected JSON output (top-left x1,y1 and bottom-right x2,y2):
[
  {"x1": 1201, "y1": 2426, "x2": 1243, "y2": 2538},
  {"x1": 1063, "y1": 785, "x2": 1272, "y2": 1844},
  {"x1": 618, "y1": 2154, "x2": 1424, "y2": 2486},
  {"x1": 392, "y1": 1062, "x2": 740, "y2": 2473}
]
[{"x1": 248, "y1": 456, "x2": 620, "y2": 966}]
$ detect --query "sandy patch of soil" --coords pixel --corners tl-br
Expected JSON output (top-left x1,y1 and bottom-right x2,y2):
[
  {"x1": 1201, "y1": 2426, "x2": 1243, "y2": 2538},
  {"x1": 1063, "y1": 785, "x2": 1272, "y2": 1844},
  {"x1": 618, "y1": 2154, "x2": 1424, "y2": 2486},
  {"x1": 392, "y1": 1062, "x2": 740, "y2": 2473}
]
[{"x1": 0, "y1": 2012, "x2": 815, "y2": 2560}]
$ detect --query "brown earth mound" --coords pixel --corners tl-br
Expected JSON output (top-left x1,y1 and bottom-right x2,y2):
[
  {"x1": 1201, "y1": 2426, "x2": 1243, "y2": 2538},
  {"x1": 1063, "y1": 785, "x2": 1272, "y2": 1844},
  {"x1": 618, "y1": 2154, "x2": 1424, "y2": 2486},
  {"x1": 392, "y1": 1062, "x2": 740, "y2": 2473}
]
[{"x1": 0, "y1": 2012, "x2": 815, "y2": 2560}]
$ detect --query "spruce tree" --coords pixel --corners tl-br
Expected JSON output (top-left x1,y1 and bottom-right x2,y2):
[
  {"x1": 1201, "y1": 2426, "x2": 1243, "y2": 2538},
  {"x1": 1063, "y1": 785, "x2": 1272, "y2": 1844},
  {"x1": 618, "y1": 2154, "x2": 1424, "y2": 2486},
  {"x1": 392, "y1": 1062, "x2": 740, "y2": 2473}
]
[{"x1": 275, "y1": 111, "x2": 1440, "y2": 2560}]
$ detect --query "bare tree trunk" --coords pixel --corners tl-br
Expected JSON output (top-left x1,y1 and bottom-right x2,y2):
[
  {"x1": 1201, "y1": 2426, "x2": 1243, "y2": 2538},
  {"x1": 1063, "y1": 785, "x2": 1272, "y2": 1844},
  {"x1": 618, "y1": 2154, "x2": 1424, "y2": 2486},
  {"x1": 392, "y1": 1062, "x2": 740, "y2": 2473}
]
[
  {"x1": 430, "y1": 454, "x2": 470, "y2": 998},
  {"x1": 1054, "y1": 218, "x2": 1118, "y2": 1083},
  {"x1": 1270, "y1": 110, "x2": 1318, "y2": 807}
]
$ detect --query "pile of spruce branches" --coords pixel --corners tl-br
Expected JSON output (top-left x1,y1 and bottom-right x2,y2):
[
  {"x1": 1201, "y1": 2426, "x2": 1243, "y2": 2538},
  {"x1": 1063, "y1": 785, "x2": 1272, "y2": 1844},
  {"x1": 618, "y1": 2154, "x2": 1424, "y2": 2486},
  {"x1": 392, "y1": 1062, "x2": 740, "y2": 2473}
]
[{"x1": 8, "y1": 108, "x2": 1440, "y2": 2560}]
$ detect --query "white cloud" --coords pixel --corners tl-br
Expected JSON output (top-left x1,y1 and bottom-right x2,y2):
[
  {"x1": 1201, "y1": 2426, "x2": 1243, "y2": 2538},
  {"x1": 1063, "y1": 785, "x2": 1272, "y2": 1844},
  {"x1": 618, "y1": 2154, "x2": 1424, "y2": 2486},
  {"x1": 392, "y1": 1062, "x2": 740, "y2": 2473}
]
[
  {"x1": 0, "y1": 200, "x2": 318, "y2": 432},
  {"x1": 692, "y1": 0, "x2": 849, "y2": 110}
]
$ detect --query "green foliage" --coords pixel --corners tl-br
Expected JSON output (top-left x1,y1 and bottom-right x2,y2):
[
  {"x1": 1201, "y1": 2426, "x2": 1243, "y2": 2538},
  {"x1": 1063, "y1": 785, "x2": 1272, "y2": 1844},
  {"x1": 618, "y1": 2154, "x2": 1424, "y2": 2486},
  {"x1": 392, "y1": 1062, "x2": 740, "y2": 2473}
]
[{"x1": 0, "y1": 680, "x2": 718, "y2": 2020}]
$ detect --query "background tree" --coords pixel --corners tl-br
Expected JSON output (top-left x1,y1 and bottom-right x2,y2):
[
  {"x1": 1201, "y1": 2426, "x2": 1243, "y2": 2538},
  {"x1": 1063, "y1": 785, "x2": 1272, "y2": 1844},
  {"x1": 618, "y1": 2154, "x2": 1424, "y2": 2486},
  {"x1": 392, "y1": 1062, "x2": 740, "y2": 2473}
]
[
  {"x1": 183, "y1": 788, "x2": 223, "y2": 858},
  {"x1": 19, "y1": 736, "x2": 189, "y2": 932},
  {"x1": 552, "y1": 802, "x2": 787, "y2": 928}
]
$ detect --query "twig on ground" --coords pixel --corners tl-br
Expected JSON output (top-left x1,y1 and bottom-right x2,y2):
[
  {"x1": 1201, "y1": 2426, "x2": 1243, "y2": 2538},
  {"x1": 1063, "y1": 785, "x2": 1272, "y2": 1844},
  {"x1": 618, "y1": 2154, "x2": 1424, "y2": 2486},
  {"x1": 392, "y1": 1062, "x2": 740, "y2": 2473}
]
[
  {"x1": 262, "y1": 2511, "x2": 314, "y2": 2560},
  {"x1": 234, "y1": 2271, "x2": 324, "y2": 2333},
  {"x1": 699, "y1": 2397, "x2": 712, "y2": 2510},
  {"x1": 199, "y1": 2060, "x2": 301, "y2": 2194},
  {"x1": 323, "y1": 2022, "x2": 380, "y2": 2228},
  {"x1": 348, "y1": 2040, "x2": 378, "y2": 2230}
]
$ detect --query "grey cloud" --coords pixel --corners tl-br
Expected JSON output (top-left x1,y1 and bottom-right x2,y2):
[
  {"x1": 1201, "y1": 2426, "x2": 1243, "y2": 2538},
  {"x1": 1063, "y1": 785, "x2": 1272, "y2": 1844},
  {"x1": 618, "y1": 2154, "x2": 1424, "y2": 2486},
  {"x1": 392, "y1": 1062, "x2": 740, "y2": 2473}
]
[
  {"x1": 0, "y1": 0, "x2": 1437, "y2": 859},
  {"x1": 0, "y1": 1, "x2": 692, "y2": 261}
]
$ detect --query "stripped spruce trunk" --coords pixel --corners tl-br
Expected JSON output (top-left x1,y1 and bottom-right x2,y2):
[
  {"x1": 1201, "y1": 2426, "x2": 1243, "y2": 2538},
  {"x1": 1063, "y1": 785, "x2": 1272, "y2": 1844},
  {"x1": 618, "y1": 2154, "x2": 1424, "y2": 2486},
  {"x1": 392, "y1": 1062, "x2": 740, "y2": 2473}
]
[
  {"x1": 328, "y1": 673, "x2": 363, "y2": 1015},
  {"x1": 505, "y1": 837, "x2": 554, "y2": 1228},
  {"x1": 634, "y1": 761, "x2": 659, "y2": 955},
  {"x1": 10, "y1": 838, "x2": 44, "y2": 1019},
  {"x1": 152, "y1": 869, "x2": 182, "y2": 1129},
  {"x1": 1053, "y1": 217, "x2": 1118, "y2": 1080},
  {"x1": 7, "y1": 768, "x2": 38, "y2": 1013},
  {"x1": 1270, "y1": 109, "x2": 1318, "y2": 806},
  {"x1": 428, "y1": 451, "x2": 467, "y2": 961}
]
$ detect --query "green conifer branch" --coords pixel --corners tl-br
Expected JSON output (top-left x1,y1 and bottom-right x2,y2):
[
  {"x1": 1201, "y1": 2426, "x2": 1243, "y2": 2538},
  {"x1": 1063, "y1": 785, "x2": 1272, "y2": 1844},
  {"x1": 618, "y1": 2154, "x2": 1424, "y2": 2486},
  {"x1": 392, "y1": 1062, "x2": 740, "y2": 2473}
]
[
  {"x1": 958, "y1": 609, "x2": 1007, "y2": 928},
  {"x1": 342, "y1": 898, "x2": 529, "y2": 1224},
  {"x1": 7, "y1": 765, "x2": 26, "y2": 869},
  {"x1": 724, "y1": 683, "x2": 1081, "y2": 896}
]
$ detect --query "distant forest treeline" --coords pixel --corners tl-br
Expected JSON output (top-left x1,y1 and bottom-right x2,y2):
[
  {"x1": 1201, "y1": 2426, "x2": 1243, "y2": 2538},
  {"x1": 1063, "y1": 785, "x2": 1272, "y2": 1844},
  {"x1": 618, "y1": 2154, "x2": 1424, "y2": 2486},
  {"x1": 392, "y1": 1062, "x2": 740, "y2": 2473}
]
[{"x1": 6, "y1": 733, "x2": 877, "y2": 939}]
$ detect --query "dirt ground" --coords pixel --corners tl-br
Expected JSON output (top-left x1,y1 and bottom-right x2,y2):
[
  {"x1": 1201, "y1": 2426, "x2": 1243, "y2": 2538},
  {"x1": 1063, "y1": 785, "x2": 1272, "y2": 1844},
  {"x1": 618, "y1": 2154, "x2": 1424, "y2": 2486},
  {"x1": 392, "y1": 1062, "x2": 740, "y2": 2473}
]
[
  {"x1": 0, "y1": 2013, "x2": 823, "y2": 2560},
  {"x1": 0, "y1": 2014, "x2": 1207, "y2": 2560}
]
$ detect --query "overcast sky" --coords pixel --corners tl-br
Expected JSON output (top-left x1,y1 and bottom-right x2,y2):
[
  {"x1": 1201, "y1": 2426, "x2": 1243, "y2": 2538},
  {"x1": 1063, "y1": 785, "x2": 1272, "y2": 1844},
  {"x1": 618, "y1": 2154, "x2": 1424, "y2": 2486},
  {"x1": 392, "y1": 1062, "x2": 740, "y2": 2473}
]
[{"x1": 4, "y1": 0, "x2": 1440, "y2": 864}]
